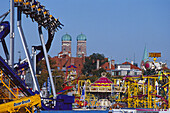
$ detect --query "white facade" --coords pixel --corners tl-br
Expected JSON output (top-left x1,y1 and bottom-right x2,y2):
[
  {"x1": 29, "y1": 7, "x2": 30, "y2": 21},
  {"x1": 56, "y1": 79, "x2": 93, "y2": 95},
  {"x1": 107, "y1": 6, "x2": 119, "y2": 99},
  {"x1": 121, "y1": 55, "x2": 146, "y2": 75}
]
[{"x1": 111, "y1": 63, "x2": 142, "y2": 76}]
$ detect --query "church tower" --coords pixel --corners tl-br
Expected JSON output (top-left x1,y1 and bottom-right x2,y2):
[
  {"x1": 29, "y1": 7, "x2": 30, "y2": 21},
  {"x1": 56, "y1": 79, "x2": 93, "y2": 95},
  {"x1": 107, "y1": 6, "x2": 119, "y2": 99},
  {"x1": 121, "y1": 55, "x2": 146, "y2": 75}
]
[
  {"x1": 61, "y1": 33, "x2": 72, "y2": 56},
  {"x1": 76, "y1": 33, "x2": 87, "y2": 57},
  {"x1": 140, "y1": 45, "x2": 149, "y2": 68}
]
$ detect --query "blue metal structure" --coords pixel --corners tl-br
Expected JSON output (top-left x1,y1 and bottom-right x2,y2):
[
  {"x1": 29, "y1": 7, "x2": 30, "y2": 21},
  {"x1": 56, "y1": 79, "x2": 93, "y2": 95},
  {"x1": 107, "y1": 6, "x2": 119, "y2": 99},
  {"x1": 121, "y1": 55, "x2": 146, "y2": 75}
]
[
  {"x1": 0, "y1": 56, "x2": 34, "y2": 96},
  {"x1": 0, "y1": 0, "x2": 75, "y2": 111},
  {"x1": 0, "y1": 21, "x2": 10, "y2": 61},
  {"x1": 0, "y1": 55, "x2": 74, "y2": 110}
]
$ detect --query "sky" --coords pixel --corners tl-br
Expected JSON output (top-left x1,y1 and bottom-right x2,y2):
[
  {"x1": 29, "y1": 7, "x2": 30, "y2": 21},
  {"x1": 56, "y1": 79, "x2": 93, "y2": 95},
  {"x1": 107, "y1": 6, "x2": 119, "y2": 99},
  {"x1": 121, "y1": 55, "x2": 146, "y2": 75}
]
[{"x1": 0, "y1": 0, "x2": 170, "y2": 67}]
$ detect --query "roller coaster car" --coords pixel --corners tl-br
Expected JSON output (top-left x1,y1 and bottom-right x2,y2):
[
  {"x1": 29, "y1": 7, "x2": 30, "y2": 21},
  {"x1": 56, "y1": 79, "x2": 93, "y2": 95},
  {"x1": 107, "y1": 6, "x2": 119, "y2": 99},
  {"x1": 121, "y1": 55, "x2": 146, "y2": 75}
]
[
  {"x1": 36, "y1": 2, "x2": 41, "y2": 8},
  {"x1": 43, "y1": 15, "x2": 54, "y2": 29},
  {"x1": 33, "y1": 8, "x2": 45, "y2": 21},
  {"x1": 41, "y1": 17, "x2": 50, "y2": 28},
  {"x1": 29, "y1": 2, "x2": 40, "y2": 16},
  {"x1": 29, "y1": 4, "x2": 39, "y2": 21},
  {"x1": 52, "y1": 24, "x2": 62, "y2": 31},
  {"x1": 53, "y1": 19, "x2": 60, "y2": 28},
  {"x1": 37, "y1": 16, "x2": 51, "y2": 29},
  {"x1": 32, "y1": 12, "x2": 41, "y2": 22},
  {"x1": 43, "y1": 10, "x2": 50, "y2": 19},
  {"x1": 48, "y1": 16, "x2": 62, "y2": 30},
  {"x1": 22, "y1": 1, "x2": 31, "y2": 12},
  {"x1": 14, "y1": 0, "x2": 23, "y2": 7},
  {"x1": 23, "y1": 1, "x2": 37, "y2": 16},
  {"x1": 52, "y1": 19, "x2": 63, "y2": 31},
  {"x1": 37, "y1": 7, "x2": 44, "y2": 17},
  {"x1": 30, "y1": 2, "x2": 37, "y2": 14},
  {"x1": 55, "y1": 19, "x2": 64, "y2": 28},
  {"x1": 49, "y1": 15, "x2": 55, "y2": 23},
  {"x1": 41, "y1": 19, "x2": 48, "y2": 28}
]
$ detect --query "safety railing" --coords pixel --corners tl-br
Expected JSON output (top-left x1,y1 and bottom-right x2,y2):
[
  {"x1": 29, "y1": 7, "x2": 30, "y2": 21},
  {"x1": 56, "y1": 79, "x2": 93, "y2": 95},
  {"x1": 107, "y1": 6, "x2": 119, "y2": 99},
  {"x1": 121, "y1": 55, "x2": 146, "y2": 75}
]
[{"x1": 0, "y1": 70, "x2": 21, "y2": 99}]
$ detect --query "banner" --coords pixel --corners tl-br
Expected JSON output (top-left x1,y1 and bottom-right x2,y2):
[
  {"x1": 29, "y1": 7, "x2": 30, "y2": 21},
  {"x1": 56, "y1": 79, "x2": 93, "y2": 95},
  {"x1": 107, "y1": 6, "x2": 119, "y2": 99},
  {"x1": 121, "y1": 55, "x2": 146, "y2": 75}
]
[{"x1": 47, "y1": 77, "x2": 51, "y2": 95}]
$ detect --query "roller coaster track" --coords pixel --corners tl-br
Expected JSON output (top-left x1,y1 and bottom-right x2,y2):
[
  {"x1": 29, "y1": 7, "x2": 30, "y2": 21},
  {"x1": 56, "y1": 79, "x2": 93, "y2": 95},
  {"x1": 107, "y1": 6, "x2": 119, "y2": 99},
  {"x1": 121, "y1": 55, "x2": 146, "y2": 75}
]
[
  {"x1": 0, "y1": 56, "x2": 41, "y2": 112},
  {"x1": 0, "y1": 0, "x2": 66, "y2": 111}
]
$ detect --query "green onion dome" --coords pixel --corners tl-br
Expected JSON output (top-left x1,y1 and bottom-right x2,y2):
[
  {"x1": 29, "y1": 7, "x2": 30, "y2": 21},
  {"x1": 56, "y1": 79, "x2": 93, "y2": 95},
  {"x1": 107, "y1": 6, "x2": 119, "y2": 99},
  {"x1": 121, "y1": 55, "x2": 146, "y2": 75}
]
[
  {"x1": 77, "y1": 33, "x2": 87, "y2": 41},
  {"x1": 62, "y1": 33, "x2": 72, "y2": 41}
]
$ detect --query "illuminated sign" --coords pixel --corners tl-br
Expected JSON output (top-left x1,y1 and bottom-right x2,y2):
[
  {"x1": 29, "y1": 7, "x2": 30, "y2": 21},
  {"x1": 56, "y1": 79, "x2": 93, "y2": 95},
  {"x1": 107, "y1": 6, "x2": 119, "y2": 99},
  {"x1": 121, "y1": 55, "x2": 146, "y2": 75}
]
[{"x1": 149, "y1": 53, "x2": 161, "y2": 57}]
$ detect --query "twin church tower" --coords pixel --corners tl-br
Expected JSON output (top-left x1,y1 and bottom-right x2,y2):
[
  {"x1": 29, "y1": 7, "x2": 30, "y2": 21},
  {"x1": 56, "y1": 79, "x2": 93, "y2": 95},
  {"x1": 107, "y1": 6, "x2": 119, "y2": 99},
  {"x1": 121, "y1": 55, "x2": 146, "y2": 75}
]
[{"x1": 60, "y1": 33, "x2": 87, "y2": 57}]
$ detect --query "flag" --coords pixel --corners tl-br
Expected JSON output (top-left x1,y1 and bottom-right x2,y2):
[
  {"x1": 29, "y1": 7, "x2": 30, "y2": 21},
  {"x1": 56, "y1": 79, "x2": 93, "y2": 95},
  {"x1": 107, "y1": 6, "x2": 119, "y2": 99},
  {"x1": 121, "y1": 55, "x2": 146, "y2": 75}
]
[
  {"x1": 47, "y1": 77, "x2": 51, "y2": 95},
  {"x1": 57, "y1": 86, "x2": 73, "y2": 94}
]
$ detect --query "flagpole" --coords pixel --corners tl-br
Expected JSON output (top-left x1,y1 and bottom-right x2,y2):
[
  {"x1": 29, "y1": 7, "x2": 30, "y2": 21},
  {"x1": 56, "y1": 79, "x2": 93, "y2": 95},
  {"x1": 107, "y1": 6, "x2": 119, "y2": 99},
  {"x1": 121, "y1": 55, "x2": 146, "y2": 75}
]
[{"x1": 84, "y1": 81, "x2": 86, "y2": 109}]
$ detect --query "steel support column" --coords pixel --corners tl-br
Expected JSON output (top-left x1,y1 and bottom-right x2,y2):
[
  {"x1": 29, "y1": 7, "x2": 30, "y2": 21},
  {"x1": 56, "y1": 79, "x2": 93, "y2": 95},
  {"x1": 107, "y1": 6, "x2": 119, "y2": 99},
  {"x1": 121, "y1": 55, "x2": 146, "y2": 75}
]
[
  {"x1": 38, "y1": 25, "x2": 56, "y2": 98},
  {"x1": 9, "y1": 0, "x2": 14, "y2": 68},
  {"x1": 17, "y1": 8, "x2": 40, "y2": 92}
]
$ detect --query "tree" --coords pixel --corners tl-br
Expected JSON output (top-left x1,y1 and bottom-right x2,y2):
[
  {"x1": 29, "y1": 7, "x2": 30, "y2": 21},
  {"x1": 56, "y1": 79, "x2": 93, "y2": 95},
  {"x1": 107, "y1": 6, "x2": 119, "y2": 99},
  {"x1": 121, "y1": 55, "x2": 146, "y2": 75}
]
[
  {"x1": 52, "y1": 69, "x2": 64, "y2": 93},
  {"x1": 92, "y1": 68, "x2": 106, "y2": 78},
  {"x1": 82, "y1": 53, "x2": 106, "y2": 76},
  {"x1": 37, "y1": 58, "x2": 48, "y2": 88},
  {"x1": 37, "y1": 56, "x2": 64, "y2": 93}
]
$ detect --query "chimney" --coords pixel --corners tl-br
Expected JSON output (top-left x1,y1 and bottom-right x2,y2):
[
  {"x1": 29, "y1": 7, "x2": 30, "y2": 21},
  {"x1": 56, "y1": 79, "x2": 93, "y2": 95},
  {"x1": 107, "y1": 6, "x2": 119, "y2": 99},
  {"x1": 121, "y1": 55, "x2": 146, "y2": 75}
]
[
  {"x1": 111, "y1": 60, "x2": 115, "y2": 66},
  {"x1": 131, "y1": 61, "x2": 134, "y2": 65},
  {"x1": 109, "y1": 60, "x2": 111, "y2": 69},
  {"x1": 97, "y1": 59, "x2": 100, "y2": 70}
]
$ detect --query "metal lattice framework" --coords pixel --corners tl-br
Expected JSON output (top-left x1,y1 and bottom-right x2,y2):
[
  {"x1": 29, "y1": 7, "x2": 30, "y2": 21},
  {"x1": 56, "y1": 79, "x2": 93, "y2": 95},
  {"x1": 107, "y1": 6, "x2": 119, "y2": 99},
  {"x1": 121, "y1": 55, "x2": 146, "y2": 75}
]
[{"x1": 111, "y1": 72, "x2": 170, "y2": 110}]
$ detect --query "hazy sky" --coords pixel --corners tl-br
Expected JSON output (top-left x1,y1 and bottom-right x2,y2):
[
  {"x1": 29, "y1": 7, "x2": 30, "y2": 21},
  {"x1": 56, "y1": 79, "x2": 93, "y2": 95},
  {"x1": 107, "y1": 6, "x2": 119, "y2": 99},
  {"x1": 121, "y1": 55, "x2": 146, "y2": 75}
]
[{"x1": 0, "y1": 0, "x2": 170, "y2": 67}]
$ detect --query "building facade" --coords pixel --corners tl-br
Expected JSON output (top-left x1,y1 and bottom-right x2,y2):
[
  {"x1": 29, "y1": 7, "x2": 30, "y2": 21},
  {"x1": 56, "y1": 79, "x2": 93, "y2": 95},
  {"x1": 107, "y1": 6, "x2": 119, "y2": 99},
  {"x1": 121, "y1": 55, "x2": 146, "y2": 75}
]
[
  {"x1": 51, "y1": 55, "x2": 85, "y2": 75},
  {"x1": 51, "y1": 33, "x2": 87, "y2": 75},
  {"x1": 61, "y1": 33, "x2": 72, "y2": 57},
  {"x1": 112, "y1": 62, "x2": 142, "y2": 76},
  {"x1": 76, "y1": 33, "x2": 87, "y2": 58}
]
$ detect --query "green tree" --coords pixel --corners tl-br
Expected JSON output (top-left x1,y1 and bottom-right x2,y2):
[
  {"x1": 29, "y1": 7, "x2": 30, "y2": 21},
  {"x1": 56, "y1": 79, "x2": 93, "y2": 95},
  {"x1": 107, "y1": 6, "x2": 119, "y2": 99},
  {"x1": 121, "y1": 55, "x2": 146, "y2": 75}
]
[
  {"x1": 37, "y1": 58, "x2": 48, "y2": 88},
  {"x1": 92, "y1": 68, "x2": 106, "y2": 78},
  {"x1": 52, "y1": 69, "x2": 64, "y2": 93},
  {"x1": 37, "y1": 56, "x2": 64, "y2": 93},
  {"x1": 82, "y1": 53, "x2": 106, "y2": 76}
]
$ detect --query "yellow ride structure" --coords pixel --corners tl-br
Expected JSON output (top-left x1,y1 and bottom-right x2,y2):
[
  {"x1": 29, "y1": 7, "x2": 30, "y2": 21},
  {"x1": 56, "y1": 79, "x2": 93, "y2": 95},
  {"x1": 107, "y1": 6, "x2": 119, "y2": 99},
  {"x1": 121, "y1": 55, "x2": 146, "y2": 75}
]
[
  {"x1": 0, "y1": 69, "x2": 41, "y2": 113},
  {"x1": 0, "y1": 94, "x2": 41, "y2": 113},
  {"x1": 112, "y1": 72, "x2": 170, "y2": 110}
]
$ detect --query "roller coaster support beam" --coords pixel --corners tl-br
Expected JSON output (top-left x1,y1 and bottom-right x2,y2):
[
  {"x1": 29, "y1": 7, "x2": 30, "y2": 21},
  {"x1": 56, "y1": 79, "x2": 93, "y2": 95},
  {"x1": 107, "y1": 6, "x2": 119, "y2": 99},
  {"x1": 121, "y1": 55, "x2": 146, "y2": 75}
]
[
  {"x1": 32, "y1": 47, "x2": 36, "y2": 73},
  {"x1": 10, "y1": 0, "x2": 14, "y2": 69},
  {"x1": 38, "y1": 25, "x2": 56, "y2": 99},
  {"x1": 32, "y1": 46, "x2": 37, "y2": 90},
  {"x1": 1, "y1": 38, "x2": 9, "y2": 62},
  {"x1": 17, "y1": 7, "x2": 40, "y2": 92},
  {"x1": 0, "y1": 10, "x2": 10, "y2": 24}
]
